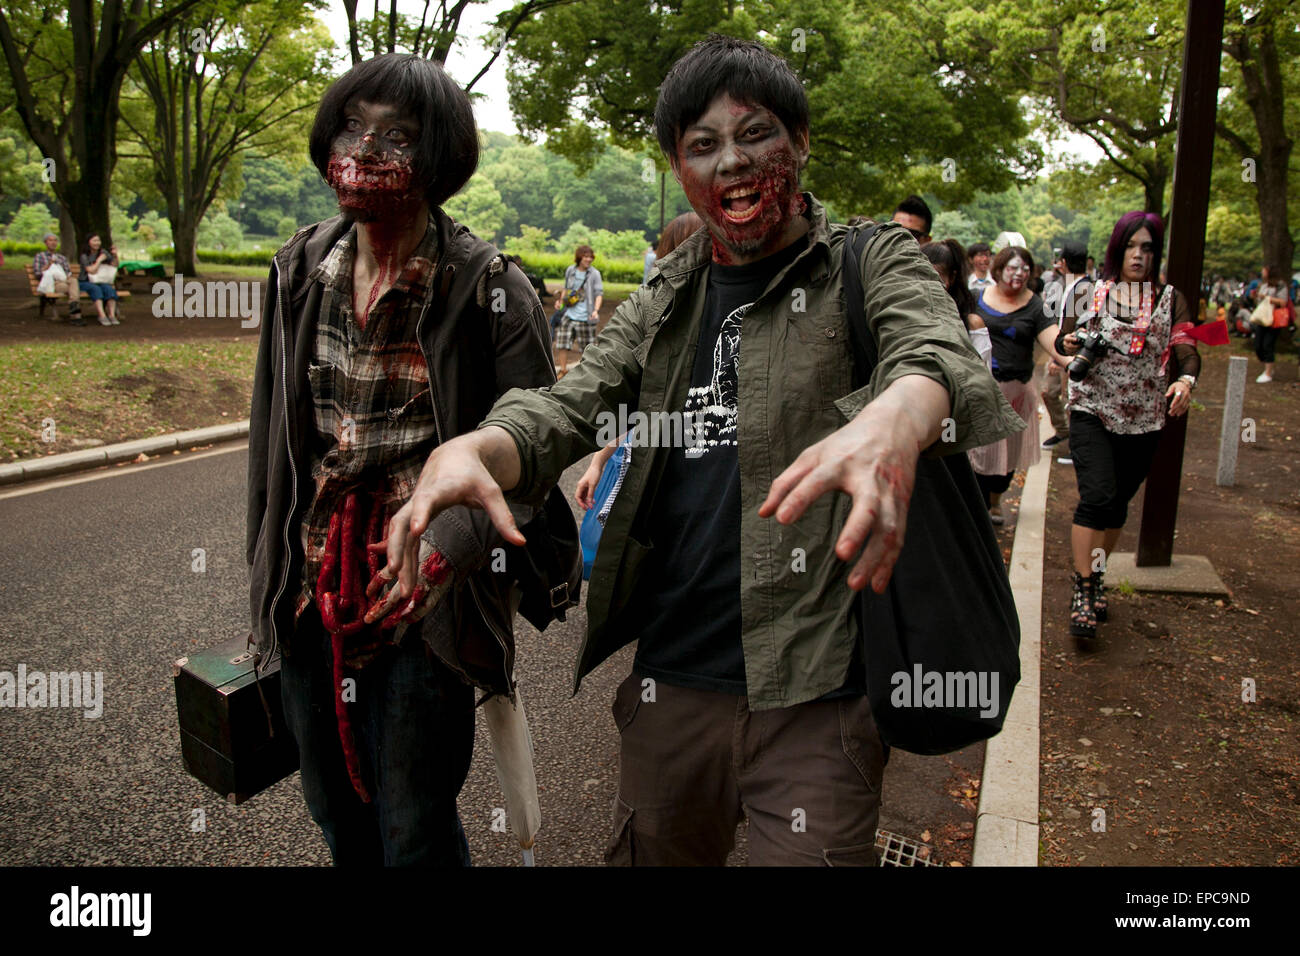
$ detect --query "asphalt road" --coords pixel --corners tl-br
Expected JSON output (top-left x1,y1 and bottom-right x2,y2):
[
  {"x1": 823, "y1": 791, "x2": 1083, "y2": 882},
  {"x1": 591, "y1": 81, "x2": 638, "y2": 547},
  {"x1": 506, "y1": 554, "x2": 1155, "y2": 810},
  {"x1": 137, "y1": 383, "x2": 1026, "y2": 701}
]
[{"x1": 0, "y1": 443, "x2": 980, "y2": 866}]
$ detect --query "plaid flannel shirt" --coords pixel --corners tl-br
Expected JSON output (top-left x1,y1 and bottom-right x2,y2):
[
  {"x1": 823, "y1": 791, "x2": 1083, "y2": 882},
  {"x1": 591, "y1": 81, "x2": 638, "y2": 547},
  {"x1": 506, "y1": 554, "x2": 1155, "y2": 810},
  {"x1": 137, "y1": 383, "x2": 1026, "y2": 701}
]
[
  {"x1": 33, "y1": 250, "x2": 70, "y2": 278},
  {"x1": 295, "y1": 219, "x2": 442, "y2": 618}
]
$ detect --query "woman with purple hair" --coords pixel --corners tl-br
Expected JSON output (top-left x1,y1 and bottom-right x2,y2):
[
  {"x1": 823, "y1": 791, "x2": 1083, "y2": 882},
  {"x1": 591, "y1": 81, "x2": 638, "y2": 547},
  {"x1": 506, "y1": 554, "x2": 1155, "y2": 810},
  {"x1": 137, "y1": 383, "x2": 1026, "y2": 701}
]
[{"x1": 1055, "y1": 211, "x2": 1201, "y2": 640}]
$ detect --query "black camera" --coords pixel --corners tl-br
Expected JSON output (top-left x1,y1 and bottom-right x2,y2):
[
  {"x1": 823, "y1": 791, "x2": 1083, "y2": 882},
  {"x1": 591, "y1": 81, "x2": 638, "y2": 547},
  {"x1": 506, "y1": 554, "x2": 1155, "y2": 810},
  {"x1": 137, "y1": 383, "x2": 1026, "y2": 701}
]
[{"x1": 1068, "y1": 329, "x2": 1109, "y2": 382}]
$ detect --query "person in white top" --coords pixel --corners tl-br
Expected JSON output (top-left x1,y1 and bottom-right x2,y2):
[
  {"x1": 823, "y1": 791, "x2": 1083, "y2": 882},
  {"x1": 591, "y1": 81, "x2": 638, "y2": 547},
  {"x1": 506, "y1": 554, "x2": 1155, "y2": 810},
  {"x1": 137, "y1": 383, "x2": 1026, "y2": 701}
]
[{"x1": 967, "y1": 241, "x2": 993, "y2": 291}]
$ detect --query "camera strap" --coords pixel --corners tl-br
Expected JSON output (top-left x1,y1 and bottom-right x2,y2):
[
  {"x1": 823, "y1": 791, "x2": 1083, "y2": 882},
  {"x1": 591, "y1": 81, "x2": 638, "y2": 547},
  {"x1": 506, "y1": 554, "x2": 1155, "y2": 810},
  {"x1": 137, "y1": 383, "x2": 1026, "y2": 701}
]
[{"x1": 1094, "y1": 280, "x2": 1154, "y2": 356}]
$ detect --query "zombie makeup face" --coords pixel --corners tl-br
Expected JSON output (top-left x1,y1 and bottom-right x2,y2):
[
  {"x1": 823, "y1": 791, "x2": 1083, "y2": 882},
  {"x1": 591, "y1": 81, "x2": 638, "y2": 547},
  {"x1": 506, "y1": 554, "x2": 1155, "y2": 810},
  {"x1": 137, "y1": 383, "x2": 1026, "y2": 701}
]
[
  {"x1": 998, "y1": 255, "x2": 1029, "y2": 293},
  {"x1": 670, "y1": 93, "x2": 809, "y2": 265},
  {"x1": 327, "y1": 99, "x2": 420, "y2": 223},
  {"x1": 1122, "y1": 227, "x2": 1155, "y2": 283}
]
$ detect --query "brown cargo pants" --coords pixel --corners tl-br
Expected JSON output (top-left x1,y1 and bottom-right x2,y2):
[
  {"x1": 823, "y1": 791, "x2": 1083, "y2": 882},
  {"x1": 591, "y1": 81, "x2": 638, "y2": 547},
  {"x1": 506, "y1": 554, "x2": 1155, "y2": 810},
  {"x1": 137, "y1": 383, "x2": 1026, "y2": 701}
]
[{"x1": 604, "y1": 670, "x2": 885, "y2": 866}]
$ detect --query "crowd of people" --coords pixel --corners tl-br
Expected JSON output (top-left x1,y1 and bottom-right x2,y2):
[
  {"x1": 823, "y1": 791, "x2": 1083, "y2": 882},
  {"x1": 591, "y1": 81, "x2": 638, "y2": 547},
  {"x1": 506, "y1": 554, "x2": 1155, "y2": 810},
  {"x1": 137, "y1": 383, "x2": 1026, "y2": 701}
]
[
  {"x1": 1205, "y1": 268, "x2": 1297, "y2": 382},
  {"x1": 239, "y1": 38, "x2": 1286, "y2": 869},
  {"x1": 876, "y1": 195, "x2": 1206, "y2": 640}
]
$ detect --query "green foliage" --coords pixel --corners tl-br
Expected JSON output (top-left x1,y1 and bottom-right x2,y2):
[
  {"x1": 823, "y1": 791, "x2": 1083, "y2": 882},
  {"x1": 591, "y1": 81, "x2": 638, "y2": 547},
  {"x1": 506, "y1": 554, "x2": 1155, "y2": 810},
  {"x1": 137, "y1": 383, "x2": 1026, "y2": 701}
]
[
  {"x1": 276, "y1": 216, "x2": 298, "y2": 240},
  {"x1": 444, "y1": 179, "x2": 512, "y2": 243},
  {"x1": 115, "y1": 0, "x2": 336, "y2": 269},
  {"x1": 147, "y1": 244, "x2": 273, "y2": 266},
  {"x1": 960, "y1": 188, "x2": 1026, "y2": 243},
  {"x1": 553, "y1": 223, "x2": 649, "y2": 259},
  {"x1": 510, "y1": 251, "x2": 646, "y2": 285},
  {"x1": 504, "y1": 0, "x2": 1041, "y2": 214},
  {"x1": 198, "y1": 210, "x2": 244, "y2": 250},
  {"x1": 136, "y1": 211, "x2": 172, "y2": 246},
  {"x1": 1023, "y1": 213, "x2": 1067, "y2": 265},
  {"x1": 0, "y1": 239, "x2": 45, "y2": 254},
  {"x1": 233, "y1": 153, "x2": 337, "y2": 234},
  {"x1": 5, "y1": 202, "x2": 58, "y2": 242},
  {"x1": 503, "y1": 225, "x2": 555, "y2": 255},
  {"x1": 930, "y1": 211, "x2": 980, "y2": 247},
  {"x1": 109, "y1": 203, "x2": 136, "y2": 247},
  {"x1": 1204, "y1": 204, "x2": 1261, "y2": 278}
]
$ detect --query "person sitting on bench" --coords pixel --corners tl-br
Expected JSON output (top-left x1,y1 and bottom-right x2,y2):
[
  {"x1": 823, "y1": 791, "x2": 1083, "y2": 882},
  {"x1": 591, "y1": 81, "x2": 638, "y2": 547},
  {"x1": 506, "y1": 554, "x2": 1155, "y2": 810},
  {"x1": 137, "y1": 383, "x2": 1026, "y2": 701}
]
[{"x1": 33, "y1": 234, "x2": 83, "y2": 325}]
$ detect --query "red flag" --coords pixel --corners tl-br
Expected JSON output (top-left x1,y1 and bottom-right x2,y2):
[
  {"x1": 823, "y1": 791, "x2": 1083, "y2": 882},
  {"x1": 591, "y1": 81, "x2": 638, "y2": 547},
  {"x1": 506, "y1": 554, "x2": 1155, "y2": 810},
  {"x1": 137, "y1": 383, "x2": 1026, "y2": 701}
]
[{"x1": 1172, "y1": 319, "x2": 1229, "y2": 347}]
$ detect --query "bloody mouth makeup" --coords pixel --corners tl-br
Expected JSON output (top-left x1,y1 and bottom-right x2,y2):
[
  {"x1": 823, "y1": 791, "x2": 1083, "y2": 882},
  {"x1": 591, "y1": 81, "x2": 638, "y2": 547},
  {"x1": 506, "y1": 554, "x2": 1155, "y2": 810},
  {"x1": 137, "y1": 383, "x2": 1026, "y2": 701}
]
[
  {"x1": 326, "y1": 101, "x2": 420, "y2": 223},
  {"x1": 327, "y1": 154, "x2": 416, "y2": 221},
  {"x1": 673, "y1": 97, "x2": 808, "y2": 265}
]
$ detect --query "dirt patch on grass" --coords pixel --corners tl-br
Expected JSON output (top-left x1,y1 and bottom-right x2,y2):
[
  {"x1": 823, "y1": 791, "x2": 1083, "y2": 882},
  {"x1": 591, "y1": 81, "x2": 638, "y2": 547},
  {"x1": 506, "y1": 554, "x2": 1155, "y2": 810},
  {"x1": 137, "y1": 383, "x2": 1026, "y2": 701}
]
[{"x1": 1039, "y1": 334, "x2": 1300, "y2": 865}]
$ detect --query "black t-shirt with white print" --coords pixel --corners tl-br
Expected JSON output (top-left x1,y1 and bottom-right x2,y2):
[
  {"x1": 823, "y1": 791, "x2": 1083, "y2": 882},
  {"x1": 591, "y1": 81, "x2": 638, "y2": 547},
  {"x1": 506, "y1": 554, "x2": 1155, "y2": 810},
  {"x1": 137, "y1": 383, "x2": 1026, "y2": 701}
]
[{"x1": 629, "y1": 237, "x2": 808, "y2": 695}]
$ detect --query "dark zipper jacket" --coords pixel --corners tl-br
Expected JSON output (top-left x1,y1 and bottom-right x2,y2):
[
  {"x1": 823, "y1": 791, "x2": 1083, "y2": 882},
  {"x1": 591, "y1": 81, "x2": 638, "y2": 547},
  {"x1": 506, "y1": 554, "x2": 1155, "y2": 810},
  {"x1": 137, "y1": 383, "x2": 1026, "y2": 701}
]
[{"x1": 247, "y1": 209, "x2": 556, "y2": 696}]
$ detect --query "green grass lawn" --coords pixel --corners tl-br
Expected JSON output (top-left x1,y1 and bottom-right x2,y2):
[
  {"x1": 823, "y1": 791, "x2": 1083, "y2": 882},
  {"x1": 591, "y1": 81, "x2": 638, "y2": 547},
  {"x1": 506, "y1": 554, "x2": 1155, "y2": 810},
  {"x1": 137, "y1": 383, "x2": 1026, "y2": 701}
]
[{"x1": 0, "y1": 339, "x2": 258, "y2": 462}]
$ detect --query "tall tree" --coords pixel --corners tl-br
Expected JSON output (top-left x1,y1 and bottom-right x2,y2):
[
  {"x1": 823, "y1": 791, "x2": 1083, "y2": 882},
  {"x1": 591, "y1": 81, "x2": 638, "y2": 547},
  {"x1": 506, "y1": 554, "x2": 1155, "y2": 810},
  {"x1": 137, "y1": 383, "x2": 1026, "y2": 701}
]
[
  {"x1": 0, "y1": 0, "x2": 205, "y2": 252},
  {"x1": 943, "y1": 0, "x2": 1186, "y2": 216},
  {"x1": 1216, "y1": 0, "x2": 1298, "y2": 278},
  {"x1": 116, "y1": 0, "x2": 334, "y2": 273},
  {"x1": 340, "y1": 0, "x2": 566, "y2": 89},
  {"x1": 503, "y1": 0, "x2": 1040, "y2": 214}
]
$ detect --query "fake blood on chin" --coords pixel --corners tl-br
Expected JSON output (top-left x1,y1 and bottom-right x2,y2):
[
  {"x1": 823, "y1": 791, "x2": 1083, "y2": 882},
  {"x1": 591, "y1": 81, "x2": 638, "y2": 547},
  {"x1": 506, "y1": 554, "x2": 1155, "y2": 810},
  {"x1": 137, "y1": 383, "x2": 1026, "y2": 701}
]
[
  {"x1": 327, "y1": 154, "x2": 424, "y2": 323},
  {"x1": 679, "y1": 147, "x2": 804, "y2": 265}
]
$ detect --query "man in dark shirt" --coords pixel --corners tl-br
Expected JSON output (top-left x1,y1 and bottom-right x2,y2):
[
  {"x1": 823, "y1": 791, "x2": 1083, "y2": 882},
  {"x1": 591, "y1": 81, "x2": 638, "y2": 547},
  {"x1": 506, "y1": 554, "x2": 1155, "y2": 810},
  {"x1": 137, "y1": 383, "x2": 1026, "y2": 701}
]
[{"x1": 378, "y1": 36, "x2": 1020, "y2": 866}]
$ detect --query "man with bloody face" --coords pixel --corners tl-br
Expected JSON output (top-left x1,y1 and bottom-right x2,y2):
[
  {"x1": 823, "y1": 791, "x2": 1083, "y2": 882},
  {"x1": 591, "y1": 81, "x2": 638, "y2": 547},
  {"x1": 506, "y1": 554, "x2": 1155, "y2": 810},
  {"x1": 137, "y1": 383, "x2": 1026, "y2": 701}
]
[
  {"x1": 246, "y1": 54, "x2": 556, "y2": 865},
  {"x1": 377, "y1": 36, "x2": 1021, "y2": 865}
]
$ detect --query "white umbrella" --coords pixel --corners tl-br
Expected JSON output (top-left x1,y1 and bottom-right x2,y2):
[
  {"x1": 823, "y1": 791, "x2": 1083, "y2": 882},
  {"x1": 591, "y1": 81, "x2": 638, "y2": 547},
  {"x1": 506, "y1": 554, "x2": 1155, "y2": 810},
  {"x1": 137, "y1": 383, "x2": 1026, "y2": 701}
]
[{"x1": 482, "y1": 686, "x2": 541, "y2": 865}]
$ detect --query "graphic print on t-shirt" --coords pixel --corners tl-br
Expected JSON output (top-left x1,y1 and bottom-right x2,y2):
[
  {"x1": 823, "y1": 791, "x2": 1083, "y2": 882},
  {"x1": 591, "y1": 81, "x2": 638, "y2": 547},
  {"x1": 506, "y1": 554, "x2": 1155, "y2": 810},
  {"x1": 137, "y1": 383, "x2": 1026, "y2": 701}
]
[{"x1": 684, "y1": 302, "x2": 750, "y2": 458}]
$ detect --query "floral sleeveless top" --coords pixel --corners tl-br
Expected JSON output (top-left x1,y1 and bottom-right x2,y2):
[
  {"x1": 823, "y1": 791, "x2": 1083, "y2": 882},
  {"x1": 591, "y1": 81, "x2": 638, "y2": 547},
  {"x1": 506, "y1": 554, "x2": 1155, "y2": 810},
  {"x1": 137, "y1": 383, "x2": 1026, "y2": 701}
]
[{"x1": 1068, "y1": 282, "x2": 1174, "y2": 435}]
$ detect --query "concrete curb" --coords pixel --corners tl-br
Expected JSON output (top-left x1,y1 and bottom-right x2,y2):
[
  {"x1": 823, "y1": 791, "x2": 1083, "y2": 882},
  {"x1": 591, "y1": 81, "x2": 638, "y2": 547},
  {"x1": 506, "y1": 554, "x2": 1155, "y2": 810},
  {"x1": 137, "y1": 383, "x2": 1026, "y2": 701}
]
[
  {"x1": 972, "y1": 414, "x2": 1052, "y2": 866},
  {"x1": 0, "y1": 420, "x2": 249, "y2": 486}
]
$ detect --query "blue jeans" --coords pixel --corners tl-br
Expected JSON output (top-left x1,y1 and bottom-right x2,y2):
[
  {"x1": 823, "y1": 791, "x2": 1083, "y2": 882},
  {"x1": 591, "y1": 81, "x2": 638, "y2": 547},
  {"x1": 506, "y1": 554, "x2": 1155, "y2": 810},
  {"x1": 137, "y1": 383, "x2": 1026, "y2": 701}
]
[
  {"x1": 78, "y1": 280, "x2": 117, "y2": 301},
  {"x1": 280, "y1": 607, "x2": 475, "y2": 866}
]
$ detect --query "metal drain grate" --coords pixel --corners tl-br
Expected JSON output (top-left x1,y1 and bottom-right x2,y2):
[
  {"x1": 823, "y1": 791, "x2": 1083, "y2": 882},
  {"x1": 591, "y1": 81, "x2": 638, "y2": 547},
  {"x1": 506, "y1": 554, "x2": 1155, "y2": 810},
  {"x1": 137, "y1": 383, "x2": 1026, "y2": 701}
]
[{"x1": 875, "y1": 828, "x2": 938, "y2": 866}]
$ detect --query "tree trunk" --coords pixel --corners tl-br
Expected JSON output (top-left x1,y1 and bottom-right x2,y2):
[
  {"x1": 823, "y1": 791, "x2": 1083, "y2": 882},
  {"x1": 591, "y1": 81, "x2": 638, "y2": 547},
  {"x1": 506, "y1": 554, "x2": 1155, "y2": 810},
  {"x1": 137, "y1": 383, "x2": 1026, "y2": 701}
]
[
  {"x1": 1225, "y1": 14, "x2": 1295, "y2": 278},
  {"x1": 173, "y1": 207, "x2": 199, "y2": 275}
]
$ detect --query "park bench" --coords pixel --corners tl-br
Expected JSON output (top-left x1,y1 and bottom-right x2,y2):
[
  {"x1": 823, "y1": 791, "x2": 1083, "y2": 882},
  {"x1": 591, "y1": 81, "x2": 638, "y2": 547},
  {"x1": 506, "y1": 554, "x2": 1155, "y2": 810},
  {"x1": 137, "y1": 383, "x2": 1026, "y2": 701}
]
[{"x1": 24, "y1": 262, "x2": 133, "y2": 318}]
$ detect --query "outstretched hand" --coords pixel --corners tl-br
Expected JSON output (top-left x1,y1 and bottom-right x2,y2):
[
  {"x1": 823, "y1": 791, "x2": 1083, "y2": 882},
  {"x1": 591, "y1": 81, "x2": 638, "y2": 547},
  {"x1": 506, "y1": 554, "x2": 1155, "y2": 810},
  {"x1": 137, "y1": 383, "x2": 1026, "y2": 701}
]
[
  {"x1": 380, "y1": 427, "x2": 524, "y2": 601},
  {"x1": 757, "y1": 376, "x2": 949, "y2": 594}
]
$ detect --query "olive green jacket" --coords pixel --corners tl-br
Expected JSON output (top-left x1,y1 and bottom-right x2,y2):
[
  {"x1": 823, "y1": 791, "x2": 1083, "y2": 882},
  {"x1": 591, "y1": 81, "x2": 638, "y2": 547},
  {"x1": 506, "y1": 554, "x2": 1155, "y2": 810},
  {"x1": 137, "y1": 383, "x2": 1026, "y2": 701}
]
[{"x1": 482, "y1": 196, "x2": 1023, "y2": 709}]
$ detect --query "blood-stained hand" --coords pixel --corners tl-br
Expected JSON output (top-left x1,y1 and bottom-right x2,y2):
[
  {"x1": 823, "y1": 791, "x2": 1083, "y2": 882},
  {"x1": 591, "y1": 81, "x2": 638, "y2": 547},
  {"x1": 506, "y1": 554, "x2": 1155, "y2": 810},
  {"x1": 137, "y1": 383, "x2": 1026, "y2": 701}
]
[
  {"x1": 364, "y1": 535, "x2": 454, "y2": 628},
  {"x1": 758, "y1": 375, "x2": 949, "y2": 594},
  {"x1": 381, "y1": 427, "x2": 525, "y2": 601}
]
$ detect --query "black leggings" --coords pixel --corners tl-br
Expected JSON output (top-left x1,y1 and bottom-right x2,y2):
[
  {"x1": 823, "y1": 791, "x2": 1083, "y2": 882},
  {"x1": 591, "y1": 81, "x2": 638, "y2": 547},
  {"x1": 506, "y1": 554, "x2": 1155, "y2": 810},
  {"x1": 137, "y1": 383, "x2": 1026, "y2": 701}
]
[
  {"x1": 1254, "y1": 325, "x2": 1281, "y2": 363},
  {"x1": 1069, "y1": 410, "x2": 1162, "y2": 530}
]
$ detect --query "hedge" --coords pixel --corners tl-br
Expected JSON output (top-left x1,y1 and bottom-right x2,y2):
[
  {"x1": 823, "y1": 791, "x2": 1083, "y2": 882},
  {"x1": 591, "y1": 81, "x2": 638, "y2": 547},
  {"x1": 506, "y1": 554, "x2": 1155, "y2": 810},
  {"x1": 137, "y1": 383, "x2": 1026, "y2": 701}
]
[
  {"x1": 138, "y1": 246, "x2": 649, "y2": 280},
  {"x1": 147, "y1": 245, "x2": 276, "y2": 265},
  {"x1": 512, "y1": 251, "x2": 645, "y2": 284},
  {"x1": 1, "y1": 240, "x2": 45, "y2": 255}
]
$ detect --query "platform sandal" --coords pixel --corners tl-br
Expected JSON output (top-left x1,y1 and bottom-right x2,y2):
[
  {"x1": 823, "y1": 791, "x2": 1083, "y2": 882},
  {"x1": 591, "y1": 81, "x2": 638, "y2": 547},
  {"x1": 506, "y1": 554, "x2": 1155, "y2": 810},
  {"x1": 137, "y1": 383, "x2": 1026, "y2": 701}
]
[
  {"x1": 1070, "y1": 571, "x2": 1097, "y2": 638},
  {"x1": 1092, "y1": 570, "x2": 1107, "y2": 622}
]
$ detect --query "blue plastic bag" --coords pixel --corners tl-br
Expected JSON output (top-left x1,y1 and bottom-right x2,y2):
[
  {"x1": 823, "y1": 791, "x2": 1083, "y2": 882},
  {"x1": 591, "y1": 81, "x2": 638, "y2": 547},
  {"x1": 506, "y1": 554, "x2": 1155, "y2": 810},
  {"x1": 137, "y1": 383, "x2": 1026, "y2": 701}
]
[{"x1": 579, "y1": 443, "x2": 630, "y2": 580}]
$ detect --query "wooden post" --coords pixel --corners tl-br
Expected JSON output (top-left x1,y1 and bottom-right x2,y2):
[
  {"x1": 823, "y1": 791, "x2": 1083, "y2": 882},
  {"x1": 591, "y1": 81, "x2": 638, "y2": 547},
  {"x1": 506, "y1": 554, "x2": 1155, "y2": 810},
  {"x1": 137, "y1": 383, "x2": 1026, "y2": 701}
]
[{"x1": 1136, "y1": 0, "x2": 1225, "y2": 567}]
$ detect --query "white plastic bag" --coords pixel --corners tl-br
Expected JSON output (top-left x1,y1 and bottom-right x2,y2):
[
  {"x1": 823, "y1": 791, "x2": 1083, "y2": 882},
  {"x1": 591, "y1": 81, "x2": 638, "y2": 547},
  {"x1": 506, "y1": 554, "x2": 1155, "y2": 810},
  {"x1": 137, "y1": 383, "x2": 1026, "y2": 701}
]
[{"x1": 36, "y1": 262, "x2": 66, "y2": 295}]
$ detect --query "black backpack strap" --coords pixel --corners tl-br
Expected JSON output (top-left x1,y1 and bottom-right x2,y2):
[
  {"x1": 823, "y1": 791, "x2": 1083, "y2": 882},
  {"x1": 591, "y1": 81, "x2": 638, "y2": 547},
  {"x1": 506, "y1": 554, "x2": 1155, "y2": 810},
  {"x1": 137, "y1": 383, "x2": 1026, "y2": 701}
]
[{"x1": 840, "y1": 222, "x2": 891, "y2": 387}]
